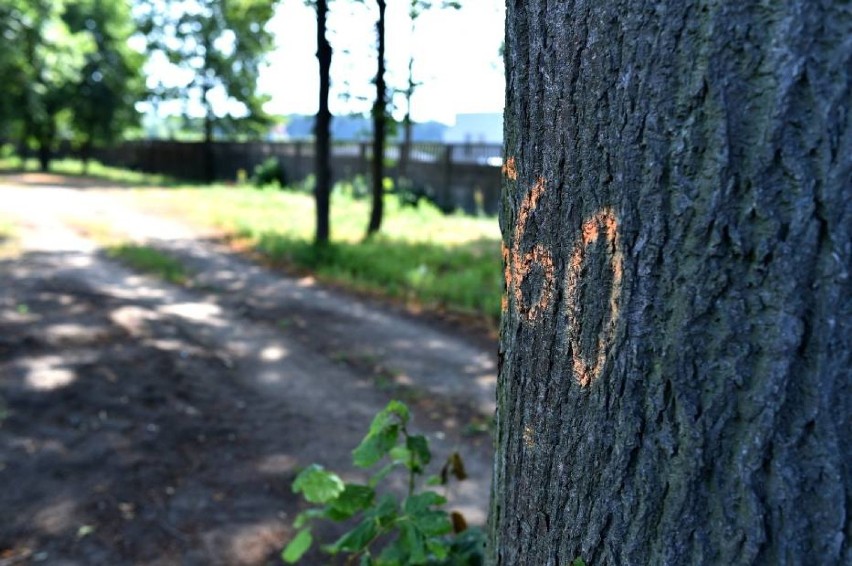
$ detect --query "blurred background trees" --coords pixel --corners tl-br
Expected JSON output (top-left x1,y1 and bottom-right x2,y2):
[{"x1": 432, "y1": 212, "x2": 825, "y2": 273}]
[
  {"x1": 135, "y1": 0, "x2": 280, "y2": 181},
  {"x1": 0, "y1": 0, "x2": 503, "y2": 239}
]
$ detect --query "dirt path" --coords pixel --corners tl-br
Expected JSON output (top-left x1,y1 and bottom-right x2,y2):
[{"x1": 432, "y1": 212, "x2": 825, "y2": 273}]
[{"x1": 0, "y1": 176, "x2": 496, "y2": 565}]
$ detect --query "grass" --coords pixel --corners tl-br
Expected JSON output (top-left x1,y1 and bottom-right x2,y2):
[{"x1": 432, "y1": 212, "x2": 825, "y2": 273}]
[
  {"x1": 105, "y1": 243, "x2": 190, "y2": 285},
  {"x1": 129, "y1": 186, "x2": 504, "y2": 321},
  {"x1": 0, "y1": 155, "x2": 177, "y2": 186}
]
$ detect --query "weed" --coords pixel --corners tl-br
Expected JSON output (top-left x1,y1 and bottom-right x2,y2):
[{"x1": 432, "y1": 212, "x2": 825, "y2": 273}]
[
  {"x1": 283, "y1": 400, "x2": 485, "y2": 565},
  {"x1": 106, "y1": 244, "x2": 190, "y2": 285}
]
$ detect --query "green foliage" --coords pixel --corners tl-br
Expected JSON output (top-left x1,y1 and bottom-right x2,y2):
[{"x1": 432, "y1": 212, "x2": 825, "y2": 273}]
[
  {"x1": 136, "y1": 0, "x2": 280, "y2": 139},
  {"x1": 0, "y1": 156, "x2": 177, "y2": 187},
  {"x1": 251, "y1": 157, "x2": 287, "y2": 188},
  {"x1": 283, "y1": 400, "x2": 485, "y2": 565},
  {"x1": 105, "y1": 244, "x2": 189, "y2": 285},
  {"x1": 292, "y1": 465, "x2": 346, "y2": 504},
  {"x1": 127, "y1": 186, "x2": 502, "y2": 321},
  {"x1": 0, "y1": 0, "x2": 143, "y2": 168},
  {"x1": 63, "y1": 0, "x2": 145, "y2": 151}
]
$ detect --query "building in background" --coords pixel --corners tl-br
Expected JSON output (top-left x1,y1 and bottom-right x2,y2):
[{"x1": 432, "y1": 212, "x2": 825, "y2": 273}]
[{"x1": 442, "y1": 113, "x2": 503, "y2": 144}]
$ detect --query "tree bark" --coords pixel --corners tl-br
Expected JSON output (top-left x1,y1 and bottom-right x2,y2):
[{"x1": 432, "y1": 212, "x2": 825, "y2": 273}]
[
  {"x1": 366, "y1": 0, "x2": 387, "y2": 237},
  {"x1": 37, "y1": 142, "x2": 51, "y2": 172},
  {"x1": 201, "y1": 30, "x2": 215, "y2": 184},
  {"x1": 490, "y1": 2, "x2": 850, "y2": 565},
  {"x1": 202, "y1": 91, "x2": 215, "y2": 183},
  {"x1": 315, "y1": 0, "x2": 332, "y2": 245},
  {"x1": 36, "y1": 119, "x2": 55, "y2": 172}
]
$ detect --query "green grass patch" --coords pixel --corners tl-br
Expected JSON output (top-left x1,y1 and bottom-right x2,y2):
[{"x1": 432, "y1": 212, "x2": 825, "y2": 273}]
[
  {"x1": 106, "y1": 243, "x2": 190, "y2": 285},
  {"x1": 128, "y1": 187, "x2": 503, "y2": 321},
  {"x1": 0, "y1": 155, "x2": 177, "y2": 186}
]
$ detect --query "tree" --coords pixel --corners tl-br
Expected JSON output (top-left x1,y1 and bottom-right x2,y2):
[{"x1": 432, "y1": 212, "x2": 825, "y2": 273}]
[
  {"x1": 365, "y1": 0, "x2": 387, "y2": 237},
  {"x1": 137, "y1": 0, "x2": 279, "y2": 182},
  {"x1": 0, "y1": 0, "x2": 95, "y2": 170},
  {"x1": 490, "y1": 2, "x2": 850, "y2": 564},
  {"x1": 64, "y1": 0, "x2": 145, "y2": 173},
  {"x1": 314, "y1": 0, "x2": 332, "y2": 244},
  {"x1": 397, "y1": 0, "x2": 459, "y2": 184}
]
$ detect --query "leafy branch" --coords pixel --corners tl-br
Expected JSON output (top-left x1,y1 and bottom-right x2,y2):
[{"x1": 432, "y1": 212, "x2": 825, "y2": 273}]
[{"x1": 283, "y1": 400, "x2": 484, "y2": 565}]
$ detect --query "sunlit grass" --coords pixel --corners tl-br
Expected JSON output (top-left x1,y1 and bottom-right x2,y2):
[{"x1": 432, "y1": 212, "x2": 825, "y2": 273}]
[
  {"x1": 105, "y1": 243, "x2": 190, "y2": 285},
  {"x1": 0, "y1": 155, "x2": 176, "y2": 186},
  {"x1": 129, "y1": 187, "x2": 503, "y2": 320}
]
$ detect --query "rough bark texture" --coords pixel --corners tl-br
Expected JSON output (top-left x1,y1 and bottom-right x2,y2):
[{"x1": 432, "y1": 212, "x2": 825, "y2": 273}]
[
  {"x1": 491, "y1": 1, "x2": 850, "y2": 565},
  {"x1": 315, "y1": 0, "x2": 332, "y2": 244},
  {"x1": 367, "y1": 0, "x2": 387, "y2": 236}
]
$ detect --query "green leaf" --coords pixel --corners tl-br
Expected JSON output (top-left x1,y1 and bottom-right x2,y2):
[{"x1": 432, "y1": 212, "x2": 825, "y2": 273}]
[
  {"x1": 327, "y1": 484, "x2": 375, "y2": 520},
  {"x1": 426, "y1": 538, "x2": 450, "y2": 560},
  {"x1": 354, "y1": 401, "x2": 410, "y2": 468},
  {"x1": 368, "y1": 400, "x2": 410, "y2": 435},
  {"x1": 324, "y1": 518, "x2": 379, "y2": 554},
  {"x1": 412, "y1": 510, "x2": 452, "y2": 537},
  {"x1": 449, "y1": 528, "x2": 487, "y2": 562},
  {"x1": 353, "y1": 423, "x2": 400, "y2": 468},
  {"x1": 281, "y1": 528, "x2": 312, "y2": 563},
  {"x1": 406, "y1": 434, "x2": 431, "y2": 471},
  {"x1": 369, "y1": 461, "x2": 399, "y2": 488},
  {"x1": 401, "y1": 521, "x2": 428, "y2": 564},
  {"x1": 292, "y1": 464, "x2": 345, "y2": 504},
  {"x1": 377, "y1": 536, "x2": 407, "y2": 564},
  {"x1": 370, "y1": 493, "x2": 400, "y2": 527},
  {"x1": 571, "y1": 559, "x2": 586, "y2": 566},
  {"x1": 293, "y1": 508, "x2": 327, "y2": 529},
  {"x1": 404, "y1": 491, "x2": 447, "y2": 515},
  {"x1": 404, "y1": 492, "x2": 451, "y2": 537},
  {"x1": 389, "y1": 445, "x2": 411, "y2": 465}
]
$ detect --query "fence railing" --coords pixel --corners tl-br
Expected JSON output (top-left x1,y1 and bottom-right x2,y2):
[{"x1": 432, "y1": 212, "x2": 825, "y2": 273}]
[{"x1": 91, "y1": 140, "x2": 504, "y2": 215}]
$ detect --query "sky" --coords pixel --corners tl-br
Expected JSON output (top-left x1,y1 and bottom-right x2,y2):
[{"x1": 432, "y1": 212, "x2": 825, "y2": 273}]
[{"x1": 257, "y1": 0, "x2": 506, "y2": 125}]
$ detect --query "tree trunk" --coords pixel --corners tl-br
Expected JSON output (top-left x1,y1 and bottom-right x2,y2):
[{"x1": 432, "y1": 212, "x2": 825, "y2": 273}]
[
  {"x1": 315, "y1": 0, "x2": 332, "y2": 245},
  {"x1": 82, "y1": 134, "x2": 93, "y2": 176},
  {"x1": 37, "y1": 142, "x2": 51, "y2": 172},
  {"x1": 366, "y1": 0, "x2": 387, "y2": 237},
  {"x1": 201, "y1": 31, "x2": 215, "y2": 184},
  {"x1": 490, "y1": 2, "x2": 850, "y2": 565},
  {"x1": 399, "y1": 52, "x2": 415, "y2": 183},
  {"x1": 36, "y1": 121, "x2": 55, "y2": 173},
  {"x1": 202, "y1": 102, "x2": 214, "y2": 183}
]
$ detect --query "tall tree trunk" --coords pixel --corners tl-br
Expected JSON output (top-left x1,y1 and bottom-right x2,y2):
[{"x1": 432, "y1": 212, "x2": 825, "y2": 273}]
[
  {"x1": 37, "y1": 142, "x2": 51, "y2": 172},
  {"x1": 399, "y1": 51, "x2": 415, "y2": 183},
  {"x1": 201, "y1": 31, "x2": 215, "y2": 184},
  {"x1": 366, "y1": 0, "x2": 387, "y2": 237},
  {"x1": 82, "y1": 131, "x2": 93, "y2": 175},
  {"x1": 315, "y1": 0, "x2": 332, "y2": 245},
  {"x1": 36, "y1": 119, "x2": 55, "y2": 172},
  {"x1": 202, "y1": 94, "x2": 214, "y2": 183},
  {"x1": 490, "y1": 2, "x2": 850, "y2": 565}
]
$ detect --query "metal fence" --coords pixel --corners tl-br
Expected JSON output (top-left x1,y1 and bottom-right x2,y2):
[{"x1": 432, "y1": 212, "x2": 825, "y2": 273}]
[{"x1": 92, "y1": 140, "x2": 504, "y2": 215}]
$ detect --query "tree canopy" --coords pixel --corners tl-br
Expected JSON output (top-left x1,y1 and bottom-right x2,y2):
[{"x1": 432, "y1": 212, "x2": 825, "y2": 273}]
[
  {"x1": 136, "y1": 0, "x2": 280, "y2": 142},
  {"x1": 0, "y1": 0, "x2": 142, "y2": 170}
]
